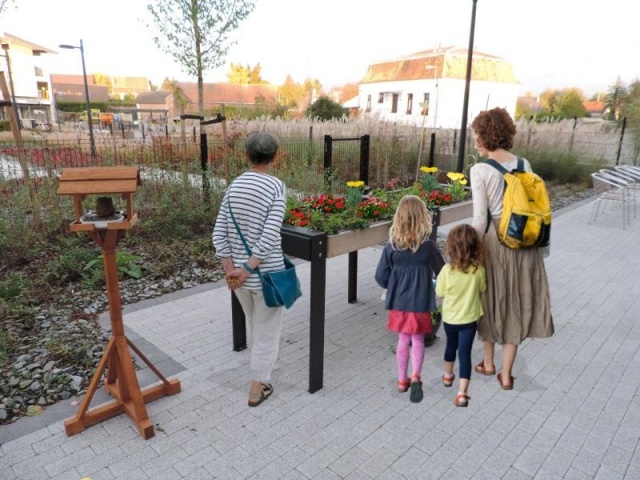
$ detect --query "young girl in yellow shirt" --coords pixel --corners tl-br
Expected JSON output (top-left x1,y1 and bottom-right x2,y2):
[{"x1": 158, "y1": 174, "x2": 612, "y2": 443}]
[{"x1": 435, "y1": 224, "x2": 486, "y2": 407}]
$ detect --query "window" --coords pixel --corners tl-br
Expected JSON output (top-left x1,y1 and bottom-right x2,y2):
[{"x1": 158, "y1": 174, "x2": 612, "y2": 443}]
[
  {"x1": 34, "y1": 66, "x2": 43, "y2": 77},
  {"x1": 378, "y1": 93, "x2": 384, "y2": 104},
  {"x1": 366, "y1": 95, "x2": 371, "y2": 113},
  {"x1": 406, "y1": 93, "x2": 413, "y2": 114},
  {"x1": 422, "y1": 93, "x2": 430, "y2": 115},
  {"x1": 391, "y1": 94, "x2": 399, "y2": 113}
]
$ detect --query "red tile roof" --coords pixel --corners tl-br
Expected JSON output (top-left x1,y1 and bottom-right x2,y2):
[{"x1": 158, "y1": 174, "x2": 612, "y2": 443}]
[
  {"x1": 177, "y1": 82, "x2": 278, "y2": 107},
  {"x1": 360, "y1": 46, "x2": 518, "y2": 84},
  {"x1": 583, "y1": 100, "x2": 605, "y2": 114}
]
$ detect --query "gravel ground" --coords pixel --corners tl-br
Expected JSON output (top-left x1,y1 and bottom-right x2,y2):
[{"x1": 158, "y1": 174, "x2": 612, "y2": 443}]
[{"x1": 0, "y1": 182, "x2": 593, "y2": 426}]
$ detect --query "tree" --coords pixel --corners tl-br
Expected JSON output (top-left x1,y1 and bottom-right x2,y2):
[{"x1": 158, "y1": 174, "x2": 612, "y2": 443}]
[
  {"x1": 605, "y1": 78, "x2": 627, "y2": 121},
  {"x1": 161, "y1": 77, "x2": 189, "y2": 109},
  {"x1": 338, "y1": 83, "x2": 359, "y2": 103},
  {"x1": 94, "y1": 73, "x2": 113, "y2": 93},
  {"x1": 146, "y1": 0, "x2": 255, "y2": 115},
  {"x1": 538, "y1": 88, "x2": 586, "y2": 119},
  {"x1": 226, "y1": 62, "x2": 265, "y2": 84},
  {"x1": 277, "y1": 75, "x2": 305, "y2": 108},
  {"x1": 0, "y1": 0, "x2": 15, "y2": 17},
  {"x1": 305, "y1": 95, "x2": 346, "y2": 121}
]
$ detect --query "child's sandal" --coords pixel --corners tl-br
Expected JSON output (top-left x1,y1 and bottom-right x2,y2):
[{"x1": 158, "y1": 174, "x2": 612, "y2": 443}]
[
  {"x1": 409, "y1": 375, "x2": 423, "y2": 403},
  {"x1": 397, "y1": 379, "x2": 411, "y2": 393},
  {"x1": 442, "y1": 373, "x2": 455, "y2": 388},
  {"x1": 454, "y1": 392, "x2": 470, "y2": 407}
]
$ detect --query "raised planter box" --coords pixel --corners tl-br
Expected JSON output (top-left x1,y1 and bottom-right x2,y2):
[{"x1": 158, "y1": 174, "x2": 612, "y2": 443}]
[{"x1": 325, "y1": 199, "x2": 473, "y2": 258}]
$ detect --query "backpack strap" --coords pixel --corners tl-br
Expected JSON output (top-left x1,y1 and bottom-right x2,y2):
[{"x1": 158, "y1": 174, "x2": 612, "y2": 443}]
[
  {"x1": 485, "y1": 158, "x2": 508, "y2": 175},
  {"x1": 484, "y1": 159, "x2": 508, "y2": 233}
]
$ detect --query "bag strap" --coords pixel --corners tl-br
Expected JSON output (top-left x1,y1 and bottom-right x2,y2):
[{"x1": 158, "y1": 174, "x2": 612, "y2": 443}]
[
  {"x1": 227, "y1": 196, "x2": 252, "y2": 257},
  {"x1": 227, "y1": 196, "x2": 267, "y2": 281}
]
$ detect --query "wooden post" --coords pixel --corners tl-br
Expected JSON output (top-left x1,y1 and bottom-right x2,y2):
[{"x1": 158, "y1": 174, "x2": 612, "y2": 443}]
[{"x1": 0, "y1": 71, "x2": 28, "y2": 180}]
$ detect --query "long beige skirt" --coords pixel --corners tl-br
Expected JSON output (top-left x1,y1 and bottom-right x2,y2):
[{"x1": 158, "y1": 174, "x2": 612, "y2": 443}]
[{"x1": 477, "y1": 226, "x2": 554, "y2": 345}]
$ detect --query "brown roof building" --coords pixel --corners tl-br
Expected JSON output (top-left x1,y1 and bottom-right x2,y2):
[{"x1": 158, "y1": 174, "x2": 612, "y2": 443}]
[{"x1": 175, "y1": 82, "x2": 278, "y2": 114}]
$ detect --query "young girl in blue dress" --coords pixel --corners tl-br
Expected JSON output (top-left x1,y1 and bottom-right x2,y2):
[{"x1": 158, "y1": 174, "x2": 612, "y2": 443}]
[
  {"x1": 375, "y1": 195, "x2": 445, "y2": 403},
  {"x1": 436, "y1": 224, "x2": 486, "y2": 407}
]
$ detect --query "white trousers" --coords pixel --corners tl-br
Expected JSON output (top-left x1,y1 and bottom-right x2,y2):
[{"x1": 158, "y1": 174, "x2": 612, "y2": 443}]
[{"x1": 234, "y1": 287, "x2": 284, "y2": 382}]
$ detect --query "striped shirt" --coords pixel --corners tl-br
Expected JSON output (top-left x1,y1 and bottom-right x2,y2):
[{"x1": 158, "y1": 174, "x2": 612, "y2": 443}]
[{"x1": 212, "y1": 171, "x2": 286, "y2": 290}]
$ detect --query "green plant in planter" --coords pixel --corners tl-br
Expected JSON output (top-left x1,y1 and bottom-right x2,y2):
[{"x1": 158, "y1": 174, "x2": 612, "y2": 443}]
[
  {"x1": 345, "y1": 180, "x2": 366, "y2": 209},
  {"x1": 445, "y1": 172, "x2": 469, "y2": 202},
  {"x1": 418, "y1": 166, "x2": 440, "y2": 192}
]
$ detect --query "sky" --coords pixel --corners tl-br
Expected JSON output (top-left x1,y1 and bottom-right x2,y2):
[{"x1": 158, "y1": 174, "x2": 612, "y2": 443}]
[{"x1": 2, "y1": 0, "x2": 639, "y2": 98}]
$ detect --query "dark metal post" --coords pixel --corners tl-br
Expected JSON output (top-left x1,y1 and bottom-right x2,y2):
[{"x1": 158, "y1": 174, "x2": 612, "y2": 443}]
[
  {"x1": 59, "y1": 40, "x2": 96, "y2": 159},
  {"x1": 616, "y1": 117, "x2": 627, "y2": 166},
  {"x1": 200, "y1": 132, "x2": 210, "y2": 203},
  {"x1": 428, "y1": 132, "x2": 436, "y2": 167},
  {"x1": 359, "y1": 134, "x2": 370, "y2": 185},
  {"x1": 78, "y1": 40, "x2": 96, "y2": 160},
  {"x1": 231, "y1": 293, "x2": 247, "y2": 351},
  {"x1": 456, "y1": 0, "x2": 478, "y2": 173},
  {"x1": 323, "y1": 135, "x2": 333, "y2": 192},
  {"x1": 308, "y1": 233, "x2": 327, "y2": 393},
  {"x1": 348, "y1": 252, "x2": 358, "y2": 303}
]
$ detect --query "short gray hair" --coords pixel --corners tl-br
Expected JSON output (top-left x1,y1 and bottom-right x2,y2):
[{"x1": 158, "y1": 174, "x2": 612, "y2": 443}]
[{"x1": 245, "y1": 132, "x2": 279, "y2": 165}]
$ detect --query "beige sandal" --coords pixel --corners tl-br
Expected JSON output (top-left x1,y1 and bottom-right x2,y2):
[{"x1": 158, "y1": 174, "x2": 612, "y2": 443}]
[{"x1": 248, "y1": 383, "x2": 273, "y2": 407}]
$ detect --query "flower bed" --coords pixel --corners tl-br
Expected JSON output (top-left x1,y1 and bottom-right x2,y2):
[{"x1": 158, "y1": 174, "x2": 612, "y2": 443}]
[{"x1": 284, "y1": 168, "x2": 470, "y2": 236}]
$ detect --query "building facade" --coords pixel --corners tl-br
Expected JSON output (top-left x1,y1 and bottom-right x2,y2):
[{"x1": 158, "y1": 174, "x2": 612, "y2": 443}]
[
  {"x1": 356, "y1": 46, "x2": 520, "y2": 129},
  {"x1": 1, "y1": 33, "x2": 56, "y2": 127}
]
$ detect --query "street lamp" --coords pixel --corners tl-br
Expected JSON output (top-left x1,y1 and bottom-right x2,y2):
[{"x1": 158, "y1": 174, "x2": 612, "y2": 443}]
[
  {"x1": 59, "y1": 39, "x2": 96, "y2": 159},
  {"x1": 456, "y1": 0, "x2": 478, "y2": 173}
]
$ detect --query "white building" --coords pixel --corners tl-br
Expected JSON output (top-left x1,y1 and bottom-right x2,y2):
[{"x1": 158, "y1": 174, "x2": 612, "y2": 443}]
[
  {"x1": 356, "y1": 46, "x2": 520, "y2": 129},
  {"x1": 1, "y1": 33, "x2": 56, "y2": 128}
]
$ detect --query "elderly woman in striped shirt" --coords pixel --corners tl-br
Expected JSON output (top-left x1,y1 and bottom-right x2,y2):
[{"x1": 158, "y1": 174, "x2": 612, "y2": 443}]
[{"x1": 213, "y1": 132, "x2": 286, "y2": 407}]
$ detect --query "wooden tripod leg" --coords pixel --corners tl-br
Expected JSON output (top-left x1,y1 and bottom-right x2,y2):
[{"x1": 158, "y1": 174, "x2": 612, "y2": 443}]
[
  {"x1": 127, "y1": 338, "x2": 181, "y2": 395},
  {"x1": 64, "y1": 337, "x2": 115, "y2": 436}
]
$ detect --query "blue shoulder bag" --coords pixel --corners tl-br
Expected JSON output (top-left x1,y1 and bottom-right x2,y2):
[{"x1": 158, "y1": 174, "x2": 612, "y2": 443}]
[{"x1": 227, "y1": 198, "x2": 302, "y2": 309}]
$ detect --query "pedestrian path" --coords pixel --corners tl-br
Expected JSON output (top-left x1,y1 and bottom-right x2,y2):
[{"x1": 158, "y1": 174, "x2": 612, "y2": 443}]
[{"x1": 1, "y1": 198, "x2": 639, "y2": 479}]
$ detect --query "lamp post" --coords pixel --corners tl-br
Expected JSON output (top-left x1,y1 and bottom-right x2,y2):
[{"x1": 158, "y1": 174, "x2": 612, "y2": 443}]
[
  {"x1": 456, "y1": 0, "x2": 478, "y2": 173},
  {"x1": 1, "y1": 43, "x2": 21, "y2": 130},
  {"x1": 59, "y1": 39, "x2": 96, "y2": 159}
]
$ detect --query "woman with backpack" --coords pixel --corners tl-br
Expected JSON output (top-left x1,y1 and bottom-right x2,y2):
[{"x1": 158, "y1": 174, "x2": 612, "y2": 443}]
[{"x1": 469, "y1": 107, "x2": 554, "y2": 390}]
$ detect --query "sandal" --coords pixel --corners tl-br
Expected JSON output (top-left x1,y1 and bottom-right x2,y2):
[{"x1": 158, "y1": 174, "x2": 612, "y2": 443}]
[
  {"x1": 442, "y1": 373, "x2": 455, "y2": 388},
  {"x1": 475, "y1": 360, "x2": 496, "y2": 376},
  {"x1": 454, "y1": 392, "x2": 470, "y2": 407},
  {"x1": 397, "y1": 379, "x2": 411, "y2": 393},
  {"x1": 248, "y1": 382, "x2": 274, "y2": 407},
  {"x1": 409, "y1": 376, "x2": 423, "y2": 403},
  {"x1": 497, "y1": 372, "x2": 514, "y2": 390}
]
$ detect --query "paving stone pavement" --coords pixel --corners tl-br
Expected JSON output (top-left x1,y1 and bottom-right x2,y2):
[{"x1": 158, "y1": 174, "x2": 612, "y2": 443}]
[{"x1": 1, "y1": 197, "x2": 640, "y2": 479}]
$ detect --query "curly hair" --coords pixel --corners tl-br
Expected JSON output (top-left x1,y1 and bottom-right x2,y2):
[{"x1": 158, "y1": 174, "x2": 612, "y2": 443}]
[
  {"x1": 389, "y1": 195, "x2": 432, "y2": 253},
  {"x1": 444, "y1": 224, "x2": 484, "y2": 273},
  {"x1": 471, "y1": 107, "x2": 516, "y2": 151}
]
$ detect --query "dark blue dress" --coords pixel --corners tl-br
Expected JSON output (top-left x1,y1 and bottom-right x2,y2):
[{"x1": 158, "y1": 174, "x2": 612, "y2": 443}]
[{"x1": 375, "y1": 240, "x2": 445, "y2": 314}]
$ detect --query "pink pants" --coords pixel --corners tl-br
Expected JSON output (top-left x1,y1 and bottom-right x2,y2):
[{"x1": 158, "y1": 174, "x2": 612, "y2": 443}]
[{"x1": 397, "y1": 333, "x2": 425, "y2": 381}]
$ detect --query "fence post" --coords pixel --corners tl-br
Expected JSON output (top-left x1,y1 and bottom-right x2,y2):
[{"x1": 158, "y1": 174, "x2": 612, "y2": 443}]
[
  {"x1": 200, "y1": 132, "x2": 210, "y2": 205},
  {"x1": 359, "y1": 134, "x2": 370, "y2": 185},
  {"x1": 323, "y1": 135, "x2": 332, "y2": 192},
  {"x1": 569, "y1": 117, "x2": 577, "y2": 152},
  {"x1": 121, "y1": 123, "x2": 125, "y2": 139},
  {"x1": 616, "y1": 117, "x2": 627, "y2": 166},
  {"x1": 428, "y1": 132, "x2": 436, "y2": 168},
  {"x1": 142, "y1": 124, "x2": 145, "y2": 141}
]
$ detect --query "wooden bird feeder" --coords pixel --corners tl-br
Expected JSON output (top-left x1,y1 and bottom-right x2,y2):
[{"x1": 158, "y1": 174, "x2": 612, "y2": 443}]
[{"x1": 57, "y1": 167, "x2": 181, "y2": 440}]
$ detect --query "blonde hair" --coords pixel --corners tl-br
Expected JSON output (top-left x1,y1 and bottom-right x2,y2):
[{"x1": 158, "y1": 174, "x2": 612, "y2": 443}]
[
  {"x1": 389, "y1": 195, "x2": 433, "y2": 252},
  {"x1": 444, "y1": 224, "x2": 485, "y2": 273}
]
